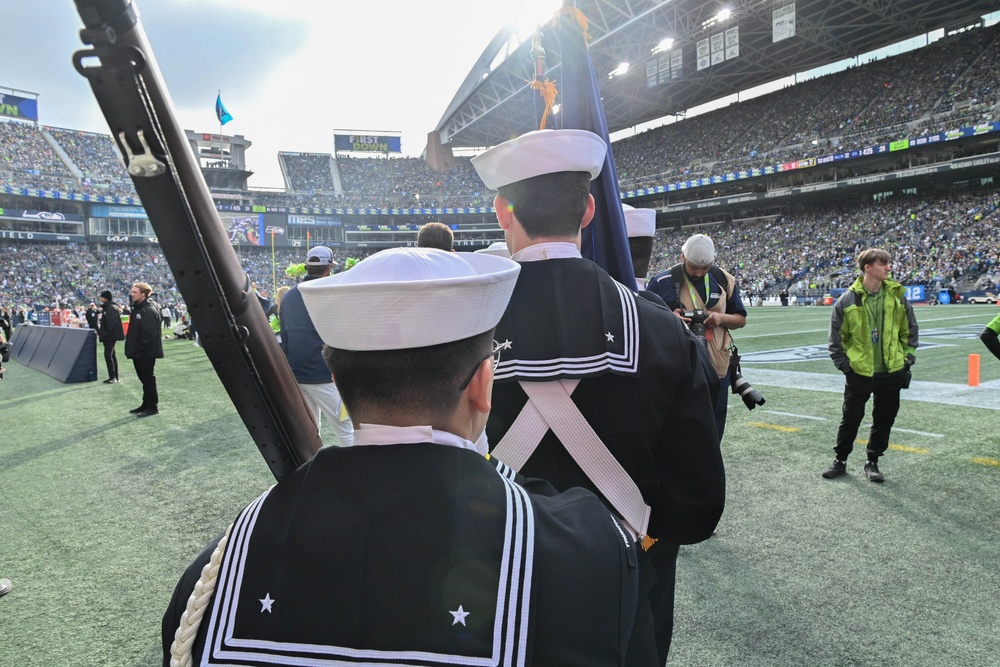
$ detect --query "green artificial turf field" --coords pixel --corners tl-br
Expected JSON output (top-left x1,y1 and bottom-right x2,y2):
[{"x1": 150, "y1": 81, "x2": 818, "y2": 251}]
[{"x1": 1, "y1": 304, "x2": 998, "y2": 666}]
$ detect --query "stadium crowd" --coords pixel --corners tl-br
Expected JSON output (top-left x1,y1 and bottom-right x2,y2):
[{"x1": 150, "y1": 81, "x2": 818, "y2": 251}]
[
  {"x1": 2, "y1": 185, "x2": 998, "y2": 319},
  {"x1": 646, "y1": 187, "x2": 1000, "y2": 298},
  {"x1": 4, "y1": 23, "x2": 999, "y2": 208},
  {"x1": 0, "y1": 243, "x2": 365, "y2": 315}
]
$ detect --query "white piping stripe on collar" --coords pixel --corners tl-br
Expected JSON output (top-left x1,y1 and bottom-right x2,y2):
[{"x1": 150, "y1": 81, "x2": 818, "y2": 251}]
[
  {"x1": 199, "y1": 473, "x2": 534, "y2": 666},
  {"x1": 494, "y1": 279, "x2": 640, "y2": 380}
]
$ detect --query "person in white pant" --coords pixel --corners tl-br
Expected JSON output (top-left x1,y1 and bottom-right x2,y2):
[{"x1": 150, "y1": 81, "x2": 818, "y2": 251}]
[{"x1": 279, "y1": 245, "x2": 354, "y2": 446}]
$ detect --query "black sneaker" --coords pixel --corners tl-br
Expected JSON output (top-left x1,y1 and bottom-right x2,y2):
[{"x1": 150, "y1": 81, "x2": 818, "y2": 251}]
[
  {"x1": 129, "y1": 405, "x2": 146, "y2": 414},
  {"x1": 864, "y1": 460, "x2": 885, "y2": 483},
  {"x1": 103, "y1": 378, "x2": 119, "y2": 384},
  {"x1": 822, "y1": 459, "x2": 847, "y2": 479},
  {"x1": 136, "y1": 407, "x2": 159, "y2": 417}
]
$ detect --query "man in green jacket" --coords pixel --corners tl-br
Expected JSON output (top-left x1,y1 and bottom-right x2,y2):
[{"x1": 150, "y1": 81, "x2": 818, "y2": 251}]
[
  {"x1": 824, "y1": 249, "x2": 918, "y2": 482},
  {"x1": 980, "y1": 312, "x2": 1000, "y2": 361}
]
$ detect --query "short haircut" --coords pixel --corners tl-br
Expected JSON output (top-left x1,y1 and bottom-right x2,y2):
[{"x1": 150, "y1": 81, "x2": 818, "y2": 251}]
[
  {"x1": 133, "y1": 282, "x2": 152, "y2": 298},
  {"x1": 628, "y1": 237, "x2": 654, "y2": 280},
  {"x1": 306, "y1": 264, "x2": 330, "y2": 277},
  {"x1": 416, "y1": 222, "x2": 454, "y2": 252},
  {"x1": 497, "y1": 171, "x2": 592, "y2": 239},
  {"x1": 857, "y1": 248, "x2": 891, "y2": 272},
  {"x1": 321, "y1": 329, "x2": 494, "y2": 423}
]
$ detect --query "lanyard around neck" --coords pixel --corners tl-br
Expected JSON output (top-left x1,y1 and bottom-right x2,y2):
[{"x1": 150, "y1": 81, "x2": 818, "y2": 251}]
[{"x1": 686, "y1": 273, "x2": 711, "y2": 308}]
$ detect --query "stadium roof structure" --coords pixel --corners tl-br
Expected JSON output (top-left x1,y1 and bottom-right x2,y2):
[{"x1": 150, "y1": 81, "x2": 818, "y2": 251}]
[{"x1": 435, "y1": 0, "x2": 1000, "y2": 149}]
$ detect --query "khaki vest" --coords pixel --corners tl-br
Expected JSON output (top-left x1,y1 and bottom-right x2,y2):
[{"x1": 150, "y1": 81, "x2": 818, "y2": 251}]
[{"x1": 676, "y1": 269, "x2": 736, "y2": 378}]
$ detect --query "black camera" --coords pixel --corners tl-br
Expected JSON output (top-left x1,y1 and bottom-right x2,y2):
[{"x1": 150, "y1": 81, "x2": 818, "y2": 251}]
[
  {"x1": 684, "y1": 309, "x2": 707, "y2": 342},
  {"x1": 728, "y1": 346, "x2": 765, "y2": 410}
]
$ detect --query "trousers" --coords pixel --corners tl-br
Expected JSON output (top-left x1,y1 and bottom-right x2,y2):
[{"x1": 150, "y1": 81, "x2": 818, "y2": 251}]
[
  {"x1": 103, "y1": 340, "x2": 119, "y2": 380},
  {"x1": 133, "y1": 358, "x2": 158, "y2": 409},
  {"x1": 299, "y1": 382, "x2": 354, "y2": 447},
  {"x1": 835, "y1": 370, "x2": 906, "y2": 460}
]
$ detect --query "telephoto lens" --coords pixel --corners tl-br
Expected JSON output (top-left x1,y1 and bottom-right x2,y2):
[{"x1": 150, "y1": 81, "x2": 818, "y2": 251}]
[{"x1": 731, "y1": 371, "x2": 765, "y2": 410}]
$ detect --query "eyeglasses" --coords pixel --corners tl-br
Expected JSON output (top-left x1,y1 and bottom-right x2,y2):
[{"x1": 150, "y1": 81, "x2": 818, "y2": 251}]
[{"x1": 458, "y1": 340, "x2": 502, "y2": 391}]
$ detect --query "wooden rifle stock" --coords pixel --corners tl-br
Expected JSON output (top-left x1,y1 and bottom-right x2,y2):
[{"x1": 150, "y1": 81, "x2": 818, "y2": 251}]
[{"x1": 72, "y1": 0, "x2": 322, "y2": 479}]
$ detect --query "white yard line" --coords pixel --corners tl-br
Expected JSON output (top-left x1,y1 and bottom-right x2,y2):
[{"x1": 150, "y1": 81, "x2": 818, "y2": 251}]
[{"x1": 761, "y1": 410, "x2": 828, "y2": 421}]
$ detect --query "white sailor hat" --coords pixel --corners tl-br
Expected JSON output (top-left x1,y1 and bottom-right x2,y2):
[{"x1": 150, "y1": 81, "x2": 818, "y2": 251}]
[
  {"x1": 622, "y1": 204, "x2": 656, "y2": 238},
  {"x1": 473, "y1": 241, "x2": 511, "y2": 258},
  {"x1": 299, "y1": 247, "x2": 520, "y2": 351},
  {"x1": 471, "y1": 129, "x2": 607, "y2": 190},
  {"x1": 681, "y1": 234, "x2": 715, "y2": 267}
]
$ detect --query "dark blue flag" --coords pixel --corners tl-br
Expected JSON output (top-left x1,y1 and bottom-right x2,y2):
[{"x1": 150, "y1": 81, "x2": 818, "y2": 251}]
[
  {"x1": 555, "y1": 8, "x2": 635, "y2": 287},
  {"x1": 216, "y1": 93, "x2": 233, "y2": 125}
]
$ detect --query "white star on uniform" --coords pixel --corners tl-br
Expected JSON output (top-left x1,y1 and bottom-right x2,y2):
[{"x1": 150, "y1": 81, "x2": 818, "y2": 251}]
[
  {"x1": 450, "y1": 605, "x2": 470, "y2": 626},
  {"x1": 498, "y1": 340, "x2": 513, "y2": 351},
  {"x1": 259, "y1": 593, "x2": 275, "y2": 613},
  {"x1": 605, "y1": 331, "x2": 615, "y2": 342}
]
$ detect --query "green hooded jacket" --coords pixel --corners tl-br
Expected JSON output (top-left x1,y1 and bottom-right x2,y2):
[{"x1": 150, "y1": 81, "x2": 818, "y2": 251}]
[{"x1": 828, "y1": 277, "x2": 918, "y2": 377}]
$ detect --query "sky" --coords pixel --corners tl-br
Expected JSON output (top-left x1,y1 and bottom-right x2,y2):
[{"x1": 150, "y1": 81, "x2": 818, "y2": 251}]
[{"x1": 2, "y1": 0, "x2": 563, "y2": 189}]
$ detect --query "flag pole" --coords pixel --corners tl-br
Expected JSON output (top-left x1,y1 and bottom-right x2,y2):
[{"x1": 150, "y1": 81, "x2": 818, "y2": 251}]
[{"x1": 271, "y1": 229, "x2": 276, "y2": 294}]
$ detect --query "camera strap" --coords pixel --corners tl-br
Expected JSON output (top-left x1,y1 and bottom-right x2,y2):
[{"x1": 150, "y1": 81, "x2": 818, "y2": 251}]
[{"x1": 491, "y1": 379, "x2": 652, "y2": 545}]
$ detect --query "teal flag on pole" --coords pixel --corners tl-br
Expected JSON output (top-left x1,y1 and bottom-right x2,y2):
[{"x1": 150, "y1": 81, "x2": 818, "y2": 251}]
[{"x1": 216, "y1": 94, "x2": 233, "y2": 125}]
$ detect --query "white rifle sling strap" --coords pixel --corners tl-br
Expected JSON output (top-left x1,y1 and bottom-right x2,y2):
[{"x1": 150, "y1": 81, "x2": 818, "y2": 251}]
[{"x1": 492, "y1": 379, "x2": 651, "y2": 540}]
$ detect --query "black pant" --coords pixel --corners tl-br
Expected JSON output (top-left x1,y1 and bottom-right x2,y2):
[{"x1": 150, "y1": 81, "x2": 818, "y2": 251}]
[
  {"x1": 835, "y1": 370, "x2": 905, "y2": 461},
  {"x1": 647, "y1": 540, "x2": 681, "y2": 664},
  {"x1": 133, "y1": 357, "x2": 158, "y2": 409},
  {"x1": 103, "y1": 340, "x2": 119, "y2": 380}
]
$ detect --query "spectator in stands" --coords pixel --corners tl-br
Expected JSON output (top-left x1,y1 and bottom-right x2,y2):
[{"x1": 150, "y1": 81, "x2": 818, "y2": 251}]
[
  {"x1": 279, "y1": 246, "x2": 354, "y2": 447},
  {"x1": 97, "y1": 290, "x2": 124, "y2": 384},
  {"x1": 647, "y1": 234, "x2": 747, "y2": 441},
  {"x1": 415, "y1": 221, "x2": 454, "y2": 251},
  {"x1": 124, "y1": 282, "x2": 163, "y2": 417},
  {"x1": 824, "y1": 248, "x2": 918, "y2": 483}
]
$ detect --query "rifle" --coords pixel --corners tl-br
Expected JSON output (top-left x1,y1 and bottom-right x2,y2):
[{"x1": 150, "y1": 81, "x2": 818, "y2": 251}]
[{"x1": 72, "y1": 0, "x2": 322, "y2": 479}]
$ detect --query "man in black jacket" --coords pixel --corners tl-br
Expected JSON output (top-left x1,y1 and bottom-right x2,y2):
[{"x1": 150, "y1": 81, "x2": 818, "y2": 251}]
[
  {"x1": 124, "y1": 282, "x2": 163, "y2": 416},
  {"x1": 473, "y1": 129, "x2": 725, "y2": 664},
  {"x1": 97, "y1": 290, "x2": 125, "y2": 384}
]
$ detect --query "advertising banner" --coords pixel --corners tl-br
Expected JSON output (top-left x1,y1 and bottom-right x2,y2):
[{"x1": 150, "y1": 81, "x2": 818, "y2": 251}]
[
  {"x1": 90, "y1": 204, "x2": 149, "y2": 219},
  {"x1": 0, "y1": 92, "x2": 38, "y2": 121},
  {"x1": 0, "y1": 230, "x2": 85, "y2": 242},
  {"x1": 0, "y1": 209, "x2": 84, "y2": 222}
]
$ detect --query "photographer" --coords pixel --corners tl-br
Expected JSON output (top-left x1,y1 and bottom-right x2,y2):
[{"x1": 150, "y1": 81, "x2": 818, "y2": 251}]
[{"x1": 647, "y1": 233, "x2": 747, "y2": 439}]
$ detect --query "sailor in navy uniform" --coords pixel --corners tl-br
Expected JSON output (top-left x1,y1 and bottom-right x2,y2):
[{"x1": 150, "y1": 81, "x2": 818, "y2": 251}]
[
  {"x1": 163, "y1": 247, "x2": 645, "y2": 667},
  {"x1": 472, "y1": 129, "x2": 725, "y2": 664}
]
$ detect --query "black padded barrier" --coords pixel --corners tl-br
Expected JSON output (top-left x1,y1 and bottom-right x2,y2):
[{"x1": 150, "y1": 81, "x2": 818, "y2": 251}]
[{"x1": 10, "y1": 325, "x2": 98, "y2": 383}]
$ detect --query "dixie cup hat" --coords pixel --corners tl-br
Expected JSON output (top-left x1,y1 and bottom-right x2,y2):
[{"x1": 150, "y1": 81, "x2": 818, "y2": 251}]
[
  {"x1": 299, "y1": 247, "x2": 520, "y2": 351},
  {"x1": 472, "y1": 129, "x2": 607, "y2": 190},
  {"x1": 622, "y1": 204, "x2": 656, "y2": 238}
]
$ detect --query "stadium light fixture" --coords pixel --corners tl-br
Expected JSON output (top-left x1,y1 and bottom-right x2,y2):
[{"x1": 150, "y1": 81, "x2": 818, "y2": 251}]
[
  {"x1": 702, "y1": 7, "x2": 733, "y2": 29},
  {"x1": 608, "y1": 62, "x2": 631, "y2": 79},
  {"x1": 652, "y1": 38, "x2": 675, "y2": 53}
]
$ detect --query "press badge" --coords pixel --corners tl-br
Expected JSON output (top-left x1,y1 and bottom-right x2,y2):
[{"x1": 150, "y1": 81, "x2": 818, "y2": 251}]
[{"x1": 871, "y1": 328, "x2": 879, "y2": 344}]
